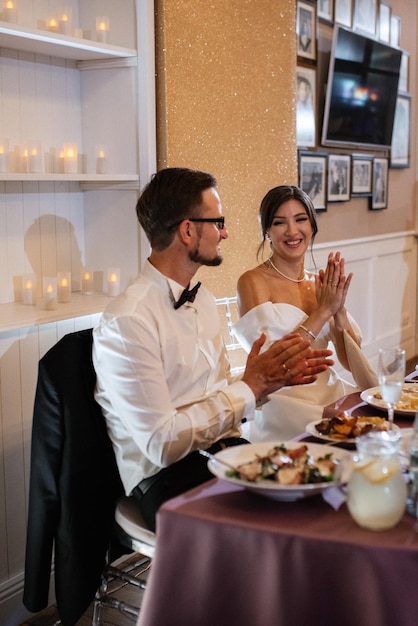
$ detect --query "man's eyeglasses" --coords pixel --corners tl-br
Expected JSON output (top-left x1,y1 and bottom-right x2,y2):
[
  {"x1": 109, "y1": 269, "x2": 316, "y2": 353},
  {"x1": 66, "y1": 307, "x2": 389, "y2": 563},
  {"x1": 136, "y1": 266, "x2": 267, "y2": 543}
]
[
  {"x1": 169, "y1": 216, "x2": 226, "y2": 231},
  {"x1": 188, "y1": 217, "x2": 225, "y2": 231}
]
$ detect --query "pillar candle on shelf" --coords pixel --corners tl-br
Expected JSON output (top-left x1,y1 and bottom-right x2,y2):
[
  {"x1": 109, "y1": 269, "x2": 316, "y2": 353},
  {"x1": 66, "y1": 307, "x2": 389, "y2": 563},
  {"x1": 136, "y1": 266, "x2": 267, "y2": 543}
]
[
  {"x1": 28, "y1": 141, "x2": 42, "y2": 174},
  {"x1": 46, "y1": 15, "x2": 59, "y2": 32},
  {"x1": 63, "y1": 143, "x2": 78, "y2": 174},
  {"x1": 0, "y1": 140, "x2": 9, "y2": 173},
  {"x1": 107, "y1": 268, "x2": 120, "y2": 297},
  {"x1": 20, "y1": 146, "x2": 28, "y2": 173},
  {"x1": 96, "y1": 144, "x2": 108, "y2": 174},
  {"x1": 3, "y1": 1, "x2": 17, "y2": 23},
  {"x1": 23, "y1": 274, "x2": 36, "y2": 305},
  {"x1": 43, "y1": 277, "x2": 57, "y2": 310},
  {"x1": 58, "y1": 7, "x2": 72, "y2": 35},
  {"x1": 81, "y1": 267, "x2": 94, "y2": 295},
  {"x1": 56, "y1": 149, "x2": 65, "y2": 174},
  {"x1": 57, "y1": 271, "x2": 71, "y2": 303},
  {"x1": 96, "y1": 16, "x2": 109, "y2": 43}
]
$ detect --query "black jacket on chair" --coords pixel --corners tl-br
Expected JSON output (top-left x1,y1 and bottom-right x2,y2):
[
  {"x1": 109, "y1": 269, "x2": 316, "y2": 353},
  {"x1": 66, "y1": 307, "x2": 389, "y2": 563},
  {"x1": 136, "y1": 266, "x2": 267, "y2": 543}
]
[{"x1": 23, "y1": 329, "x2": 123, "y2": 626}]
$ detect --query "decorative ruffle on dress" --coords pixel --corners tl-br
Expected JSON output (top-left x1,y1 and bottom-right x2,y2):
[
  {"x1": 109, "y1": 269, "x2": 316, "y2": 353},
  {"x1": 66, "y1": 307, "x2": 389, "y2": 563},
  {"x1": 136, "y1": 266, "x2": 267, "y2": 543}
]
[{"x1": 233, "y1": 302, "x2": 378, "y2": 442}]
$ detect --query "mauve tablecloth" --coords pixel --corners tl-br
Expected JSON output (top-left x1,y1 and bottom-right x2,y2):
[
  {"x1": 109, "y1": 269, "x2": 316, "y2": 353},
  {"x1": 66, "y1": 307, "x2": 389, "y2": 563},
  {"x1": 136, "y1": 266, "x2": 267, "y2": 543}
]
[{"x1": 137, "y1": 475, "x2": 418, "y2": 626}]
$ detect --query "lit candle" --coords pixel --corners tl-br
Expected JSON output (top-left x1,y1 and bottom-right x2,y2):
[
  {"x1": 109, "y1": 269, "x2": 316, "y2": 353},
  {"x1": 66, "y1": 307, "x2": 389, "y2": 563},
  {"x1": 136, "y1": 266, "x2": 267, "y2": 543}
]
[
  {"x1": 81, "y1": 267, "x2": 94, "y2": 295},
  {"x1": 3, "y1": 0, "x2": 17, "y2": 23},
  {"x1": 21, "y1": 147, "x2": 28, "y2": 173},
  {"x1": 0, "y1": 140, "x2": 9, "y2": 173},
  {"x1": 96, "y1": 16, "x2": 109, "y2": 43},
  {"x1": 23, "y1": 274, "x2": 36, "y2": 305},
  {"x1": 58, "y1": 8, "x2": 72, "y2": 35},
  {"x1": 96, "y1": 145, "x2": 107, "y2": 174},
  {"x1": 57, "y1": 271, "x2": 71, "y2": 303},
  {"x1": 28, "y1": 142, "x2": 42, "y2": 174},
  {"x1": 56, "y1": 149, "x2": 65, "y2": 174},
  {"x1": 63, "y1": 143, "x2": 78, "y2": 174},
  {"x1": 43, "y1": 277, "x2": 57, "y2": 310},
  {"x1": 46, "y1": 15, "x2": 59, "y2": 33},
  {"x1": 107, "y1": 268, "x2": 120, "y2": 297}
]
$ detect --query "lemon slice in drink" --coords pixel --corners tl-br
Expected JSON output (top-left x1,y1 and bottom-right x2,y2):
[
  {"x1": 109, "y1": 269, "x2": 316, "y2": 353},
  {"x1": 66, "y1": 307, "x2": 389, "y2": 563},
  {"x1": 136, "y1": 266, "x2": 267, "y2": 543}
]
[
  {"x1": 353, "y1": 457, "x2": 374, "y2": 471},
  {"x1": 360, "y1": 459, "x2": 398, "y2": 483}
]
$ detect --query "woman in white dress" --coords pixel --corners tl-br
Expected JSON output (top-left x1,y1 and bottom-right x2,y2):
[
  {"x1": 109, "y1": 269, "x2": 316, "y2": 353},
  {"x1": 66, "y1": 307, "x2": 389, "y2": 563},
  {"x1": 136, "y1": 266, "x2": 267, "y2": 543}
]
[{"x1": 234, "y1": 185, "x2": 377, "y2": 441}]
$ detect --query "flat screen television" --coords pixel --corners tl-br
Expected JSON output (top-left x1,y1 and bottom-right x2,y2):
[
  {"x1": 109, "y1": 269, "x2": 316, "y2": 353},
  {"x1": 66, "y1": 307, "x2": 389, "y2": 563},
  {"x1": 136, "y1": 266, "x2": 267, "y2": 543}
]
[{"x1": 322, "y1": 26, "x2": 402, "y2": 149}]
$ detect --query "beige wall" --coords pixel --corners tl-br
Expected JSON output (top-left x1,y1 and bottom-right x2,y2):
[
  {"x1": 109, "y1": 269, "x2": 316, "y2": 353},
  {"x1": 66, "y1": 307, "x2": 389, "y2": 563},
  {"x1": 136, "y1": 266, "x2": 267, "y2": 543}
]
[{"x1": 155, "y1": 0, "x2": 417, "y2": 297}]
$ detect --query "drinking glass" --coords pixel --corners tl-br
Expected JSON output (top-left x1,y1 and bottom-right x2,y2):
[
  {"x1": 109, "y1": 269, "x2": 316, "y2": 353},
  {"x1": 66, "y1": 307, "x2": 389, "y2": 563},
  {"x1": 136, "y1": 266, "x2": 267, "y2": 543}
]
[{"x1": 377, "y1": 348, "x2": 406, "y2": 429}]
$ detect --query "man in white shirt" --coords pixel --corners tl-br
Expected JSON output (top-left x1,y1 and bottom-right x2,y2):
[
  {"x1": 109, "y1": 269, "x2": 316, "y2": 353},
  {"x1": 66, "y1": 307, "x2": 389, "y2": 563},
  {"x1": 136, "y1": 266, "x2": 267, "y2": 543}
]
[{"x1": 93, "y1": 167, "x2": 333, "y2": 530}]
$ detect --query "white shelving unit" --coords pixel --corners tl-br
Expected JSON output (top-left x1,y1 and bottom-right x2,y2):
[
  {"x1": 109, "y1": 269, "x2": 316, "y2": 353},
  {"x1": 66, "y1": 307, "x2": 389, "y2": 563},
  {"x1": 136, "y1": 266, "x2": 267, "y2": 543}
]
[
  {"x1": 0, "y1": 21, "x2": 137, "y2": 60},
  {"x1": 0, "y1": 0, "x2": 156, "y2": 330}
]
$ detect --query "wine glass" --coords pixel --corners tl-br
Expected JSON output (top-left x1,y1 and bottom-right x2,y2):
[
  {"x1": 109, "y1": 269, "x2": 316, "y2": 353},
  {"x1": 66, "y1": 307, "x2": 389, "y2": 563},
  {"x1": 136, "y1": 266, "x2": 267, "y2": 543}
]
[{"x1": 377, "y1": 348, "x2": 406, "y2": 430}]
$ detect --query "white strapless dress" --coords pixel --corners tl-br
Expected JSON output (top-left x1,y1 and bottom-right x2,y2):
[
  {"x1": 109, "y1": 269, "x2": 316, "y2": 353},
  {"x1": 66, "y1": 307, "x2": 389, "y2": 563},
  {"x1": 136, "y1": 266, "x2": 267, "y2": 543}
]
[{"x1": 233, "y1": 302, "x2": 377, "y2": 442}]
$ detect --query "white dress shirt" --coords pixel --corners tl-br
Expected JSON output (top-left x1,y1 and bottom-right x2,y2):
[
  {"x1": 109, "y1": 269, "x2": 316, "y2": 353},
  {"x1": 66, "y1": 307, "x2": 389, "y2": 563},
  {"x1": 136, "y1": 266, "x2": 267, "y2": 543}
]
[{"x1": 93, "y1": 260, "x2": 255, "y2": 495}]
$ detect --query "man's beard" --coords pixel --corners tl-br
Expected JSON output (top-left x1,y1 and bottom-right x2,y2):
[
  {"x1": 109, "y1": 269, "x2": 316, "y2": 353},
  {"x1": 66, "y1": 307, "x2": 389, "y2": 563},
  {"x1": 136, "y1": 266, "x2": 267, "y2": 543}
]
[{"x1": 189, "y1": 247, "x2": 223, "y2": 267}]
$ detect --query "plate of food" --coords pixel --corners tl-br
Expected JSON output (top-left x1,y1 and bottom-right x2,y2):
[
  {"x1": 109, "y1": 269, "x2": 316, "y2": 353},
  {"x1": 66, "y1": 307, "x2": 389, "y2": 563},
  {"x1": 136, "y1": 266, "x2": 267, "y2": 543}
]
[
  {"x1": 306, "y1": 413, "x2": 399, "y2": 443},
  {"x1": 360, "y1": 384, "x2": 418, "y2": 415},
  {"x1": 206, "y1": 441, "x2": 346, "y2": 502}
]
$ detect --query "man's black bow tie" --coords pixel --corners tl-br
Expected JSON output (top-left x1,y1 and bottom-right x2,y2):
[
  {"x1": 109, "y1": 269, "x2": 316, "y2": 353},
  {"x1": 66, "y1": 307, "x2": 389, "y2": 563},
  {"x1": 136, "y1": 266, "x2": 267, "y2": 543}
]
[{"x1": 173, "y1": 282, "x2": 201, "y2": 309}]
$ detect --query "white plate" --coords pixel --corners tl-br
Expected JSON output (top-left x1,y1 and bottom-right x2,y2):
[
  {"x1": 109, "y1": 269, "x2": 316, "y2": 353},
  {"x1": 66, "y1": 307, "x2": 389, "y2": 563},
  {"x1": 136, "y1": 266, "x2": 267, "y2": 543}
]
[
  {"x1": 207, "y1": 441, "x2": 347, "y2": 502},
  {"x1": 305, "y1": 419, "x2": 400, "y2": 444},
  {"x1": 360, "y1": 384, "x2": 418, "y2": 415},
  {"x1": 306, "y1": 420, "x2": 356, "y2": 444}
]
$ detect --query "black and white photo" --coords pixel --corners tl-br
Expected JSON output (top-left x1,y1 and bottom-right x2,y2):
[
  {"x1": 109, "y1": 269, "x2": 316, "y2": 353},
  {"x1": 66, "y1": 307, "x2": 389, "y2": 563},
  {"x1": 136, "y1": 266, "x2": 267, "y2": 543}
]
[
  {"x1": 398, "y1": 52, "x2": 409, "y2": 93},
  {"x1": 351, "y1": 155, "x2": 373, "y2": 195},
  {"x1": 335, "y1": 0, "x2": 352, "y2": 27},
  {"x1": 353, "y1": 0, "x2": 377, "y2": 35},
  {"x1": 370, "y1": 157, "x2": 388, "y2": 210},
  {"x1": 328, "y1": 154, "x2": 351, "y2": 202},
  {"x1": 390, "y1": 14, "x2": 400, "y2": 47},
  {"x1": 296, "y1": 66, "x2": 316, "y2": 147},
  {"x1": 299, "y1": 151, "x2": 327, "y2": 211},
  {"x1": 297, "y1": 1, "x2": 316, "y2": 61},
  {"x1": 390, "y1": 94, "x2": 410, "y2": 169},
  {"x1": 318, "y1": 0, "x2": 333, "y2": 23},
  {"x1": 378, "y1": 2, "x2": 391, "y2": 43}
]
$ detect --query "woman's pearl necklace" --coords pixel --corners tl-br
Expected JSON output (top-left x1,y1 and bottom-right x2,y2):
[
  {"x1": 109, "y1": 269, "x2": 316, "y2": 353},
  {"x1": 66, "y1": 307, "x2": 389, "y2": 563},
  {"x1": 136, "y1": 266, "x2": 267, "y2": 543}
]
[{"x1": 268, "y1": 258, "x2": 306, "y2": 283}]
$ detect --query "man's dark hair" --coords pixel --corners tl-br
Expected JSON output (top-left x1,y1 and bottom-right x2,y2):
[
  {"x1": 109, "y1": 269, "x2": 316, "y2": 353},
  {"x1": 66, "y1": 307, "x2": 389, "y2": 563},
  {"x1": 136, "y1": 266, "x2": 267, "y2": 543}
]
[{"x1": 136, "y1": 167, "x2": 217, "y2": 250}]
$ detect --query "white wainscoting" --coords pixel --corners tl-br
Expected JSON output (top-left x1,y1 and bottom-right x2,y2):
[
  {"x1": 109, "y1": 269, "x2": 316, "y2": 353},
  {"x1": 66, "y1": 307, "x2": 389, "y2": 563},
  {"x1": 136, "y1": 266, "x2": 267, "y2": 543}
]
[{"x1": 0, "y1": 231, "x2": 417, "y2": 624}]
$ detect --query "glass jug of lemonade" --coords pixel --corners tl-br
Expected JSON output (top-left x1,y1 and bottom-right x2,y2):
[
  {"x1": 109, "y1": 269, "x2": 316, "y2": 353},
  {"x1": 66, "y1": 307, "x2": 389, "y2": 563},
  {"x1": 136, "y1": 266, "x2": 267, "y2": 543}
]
[{"x1": 346, "y1": 431, "x2": 407, "y2": 531}]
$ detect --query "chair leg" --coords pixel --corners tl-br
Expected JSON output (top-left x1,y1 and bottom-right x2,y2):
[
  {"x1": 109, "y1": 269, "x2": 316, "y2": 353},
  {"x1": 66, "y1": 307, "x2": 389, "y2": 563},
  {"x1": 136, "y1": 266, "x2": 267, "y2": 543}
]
[
  {"x1": 94, "y1": 596, "x2": 140, "y2": 620},
  {"x1": 92, "y1": 578, "x2": 108, "y2": 626},
  {"x1": 92, "y1": 555, "x2": 150, "y2": 625}
]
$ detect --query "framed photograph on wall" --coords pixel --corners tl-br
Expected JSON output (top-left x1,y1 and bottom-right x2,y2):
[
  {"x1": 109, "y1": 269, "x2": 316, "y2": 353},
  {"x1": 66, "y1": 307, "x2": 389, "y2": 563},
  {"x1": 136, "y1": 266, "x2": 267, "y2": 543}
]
[
  {"x1": 296, "y1": 66, "x2": 316, "y2": 147},
  {"x1": 390, "y1": 94, "x2": 410, "y2": 169},
  {"x1": 378, "y1": 2, "x2": 391, "y2": 43},
  {"x1": 351, "y1": 155, "x2": 373, "y2": 196},
  {"x1": 370, "y1": 157, "x2": 388, "y2": 210},
  {"x1": 296, "y1": 1, "x2": 316, "y2": 61},
  {"x1": 327, "y1": 154, "x2": 351, "y2": 202},
  {"x1": 318, "y1": 0, "x2": 333, "y2": 23},
  {"x1": 353, "y1": 0, "x2": 377, "y2": 36},
  {"x1": 299, "y1": 151, "x2": 328, "y2": 211},
  {"x1": 335, "y1": 0, "x2": 352, "y2": 27},
  {"x1": 390, "y1": 14, "x2": 401, "y2": 47},
  {"x1": 398, "y1": 52, "x2": 409, "y2": 93}
]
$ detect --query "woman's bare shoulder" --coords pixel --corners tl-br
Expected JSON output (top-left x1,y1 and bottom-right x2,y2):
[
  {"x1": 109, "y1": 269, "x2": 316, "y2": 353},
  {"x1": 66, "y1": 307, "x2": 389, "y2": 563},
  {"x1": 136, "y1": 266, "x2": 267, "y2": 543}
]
[
  {"x1": 237, "y1": 264, "x2": 270, "y2": 315},
  {"x1": 237, "y1": 264, "x2": 269, "y2": 289}
]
